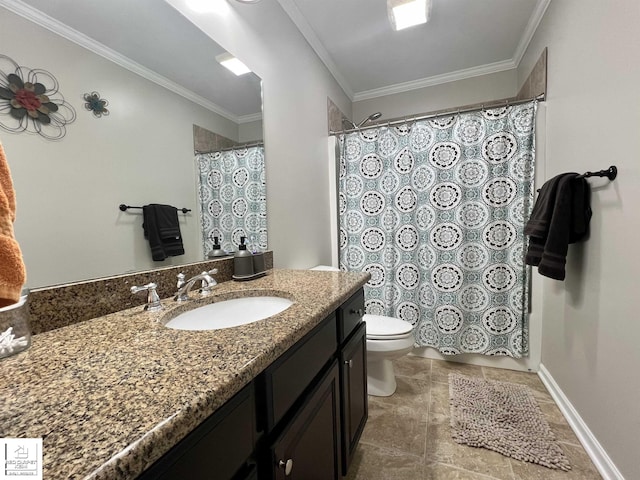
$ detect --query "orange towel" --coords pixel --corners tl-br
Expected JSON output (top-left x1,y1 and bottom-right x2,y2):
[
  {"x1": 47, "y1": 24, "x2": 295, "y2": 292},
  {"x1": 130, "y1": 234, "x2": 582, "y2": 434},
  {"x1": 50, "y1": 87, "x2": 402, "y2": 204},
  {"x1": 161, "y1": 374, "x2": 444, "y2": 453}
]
[{"x1": 0, "y1": 141, "x2": 26, "y2": 307}]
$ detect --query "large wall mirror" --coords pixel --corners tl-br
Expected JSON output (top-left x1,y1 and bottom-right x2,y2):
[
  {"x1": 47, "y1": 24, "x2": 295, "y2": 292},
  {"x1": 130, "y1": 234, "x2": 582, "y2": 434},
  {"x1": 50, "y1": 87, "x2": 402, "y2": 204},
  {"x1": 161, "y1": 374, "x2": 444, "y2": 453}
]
[{"x1": 0, "y1": 0, "x2": 264, "y2": 288}]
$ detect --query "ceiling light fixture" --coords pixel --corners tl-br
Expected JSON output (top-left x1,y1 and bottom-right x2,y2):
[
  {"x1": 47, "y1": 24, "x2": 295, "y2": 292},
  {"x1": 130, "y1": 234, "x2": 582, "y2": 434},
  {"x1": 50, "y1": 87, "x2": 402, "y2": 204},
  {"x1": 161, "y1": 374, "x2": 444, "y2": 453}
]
[
  {"x1": 235, "y1": 0, "x2": 262, "y2": 3},
  {"x1": 387, "y1": 0, "x2": 431, "y2": 31},
  {"x1": 215, "y1": 53, "x2": 252, "y2": 76}
]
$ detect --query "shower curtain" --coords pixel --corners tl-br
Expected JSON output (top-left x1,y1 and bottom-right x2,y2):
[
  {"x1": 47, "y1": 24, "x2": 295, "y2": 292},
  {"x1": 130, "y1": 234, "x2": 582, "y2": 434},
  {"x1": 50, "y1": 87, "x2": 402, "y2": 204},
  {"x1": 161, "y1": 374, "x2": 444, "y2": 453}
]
[
  {"x1": 338, "y1": 103, "x2": 536, "y2": 357},
  {"x1": 196, "y1": 145, "x2": 267, "y2": 255}
]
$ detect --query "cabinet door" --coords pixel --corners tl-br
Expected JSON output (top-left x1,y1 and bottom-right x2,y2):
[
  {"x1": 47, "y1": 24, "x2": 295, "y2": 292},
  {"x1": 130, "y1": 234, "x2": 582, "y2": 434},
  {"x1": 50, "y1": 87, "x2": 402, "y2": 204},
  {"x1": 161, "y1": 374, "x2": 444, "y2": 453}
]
[
  {"x1": 236, "y1": 463, "x2": 258, "y2": 480},
  {"x1": 136, "y1": 383, "x2": 256, "y2": 480},
  {"x1": 340, "y1": 322, "x2": 368, "y2": 475},
  {"x1": 262, "y1": 314, "x2": 337, "y2": 432},
  {"x1": 271, "y1": 361, "x2": 341, "y2": 480}
]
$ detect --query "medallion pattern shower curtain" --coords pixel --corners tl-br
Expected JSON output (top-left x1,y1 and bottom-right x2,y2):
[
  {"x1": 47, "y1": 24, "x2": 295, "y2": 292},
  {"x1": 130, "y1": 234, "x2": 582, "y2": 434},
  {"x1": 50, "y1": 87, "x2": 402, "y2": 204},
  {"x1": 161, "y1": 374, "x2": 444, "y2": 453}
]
[
  {"x1": 196, "y1": 145, "x2": 267, "y2": 255},
  {"x1": 338, "y1": 103, "x2": 536, "y2": 357}
]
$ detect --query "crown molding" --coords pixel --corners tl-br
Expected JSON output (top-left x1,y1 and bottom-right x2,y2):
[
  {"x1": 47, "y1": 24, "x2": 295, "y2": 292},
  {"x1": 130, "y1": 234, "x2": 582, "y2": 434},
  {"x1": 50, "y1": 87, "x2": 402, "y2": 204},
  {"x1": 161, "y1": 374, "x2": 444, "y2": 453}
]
[
  {"x1": 278, "y1": 0, "x2": 551, "y2": 103},
  {"x1": 276, "y1": 0, "x2": 355, "y2": 100},
  {"x1": 356, "y1": 0, "x2": 550, "y2": 102},
  {"x1": 238, "y1": 112, "x2": 263, "y2": 124},
  {"x1": 0, "y1": 0, "x2": 243, "y2": 123},
  {"x1": 512, "y1": 0, "x2": 552, "y2": 67},
  {"x1": 353, "y1": 59, "x2": 516, "y2": 102}
]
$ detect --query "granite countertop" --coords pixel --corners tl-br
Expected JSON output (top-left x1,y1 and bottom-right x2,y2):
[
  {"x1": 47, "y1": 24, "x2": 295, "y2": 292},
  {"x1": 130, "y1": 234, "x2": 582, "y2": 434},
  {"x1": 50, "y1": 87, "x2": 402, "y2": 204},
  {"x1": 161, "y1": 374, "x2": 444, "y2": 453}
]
[{"x1": 0, "y1": 269, "x2": 369, "y2": 480}]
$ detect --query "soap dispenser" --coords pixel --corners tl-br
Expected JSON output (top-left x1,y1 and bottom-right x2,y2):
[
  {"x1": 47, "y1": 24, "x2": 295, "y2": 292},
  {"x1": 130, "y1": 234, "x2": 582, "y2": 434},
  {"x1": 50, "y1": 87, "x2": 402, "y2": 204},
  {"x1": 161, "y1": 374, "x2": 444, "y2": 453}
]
[
  {"x1": 247, "y1": 235, "x2": 266, "y2": 274},
  {"x1": 234, "y1": 236, "x2": 255, "y2": 277},
  {"x1": 207, "y1": 236, "x2": 227, "y2": 258}
]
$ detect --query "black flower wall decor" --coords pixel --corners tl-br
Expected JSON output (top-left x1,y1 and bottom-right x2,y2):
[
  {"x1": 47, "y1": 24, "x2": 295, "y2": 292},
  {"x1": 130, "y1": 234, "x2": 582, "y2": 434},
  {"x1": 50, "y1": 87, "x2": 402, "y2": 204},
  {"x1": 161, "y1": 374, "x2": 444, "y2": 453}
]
[
  {"x1": 0, "y1": 54, "x2": 76, "y2": 140},
  {"x1": 83, "y1": 91, "x2": 109, "y2": 118}
]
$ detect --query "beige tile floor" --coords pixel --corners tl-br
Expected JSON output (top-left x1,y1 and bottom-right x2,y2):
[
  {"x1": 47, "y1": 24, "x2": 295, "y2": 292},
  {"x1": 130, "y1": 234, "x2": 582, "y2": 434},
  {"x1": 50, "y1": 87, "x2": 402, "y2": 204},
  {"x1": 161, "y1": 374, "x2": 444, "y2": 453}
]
[{"x1": 346, "y1": 356, "x2": 603, "y2": 480}]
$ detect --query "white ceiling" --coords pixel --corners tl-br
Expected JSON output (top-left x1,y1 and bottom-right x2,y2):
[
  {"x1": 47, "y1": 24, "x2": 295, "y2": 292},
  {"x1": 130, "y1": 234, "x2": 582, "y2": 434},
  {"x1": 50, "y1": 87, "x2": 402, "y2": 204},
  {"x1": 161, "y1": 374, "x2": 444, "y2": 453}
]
[
  {"x1": 3, "y1": 0, "x2": 550, "y2": 118},
  {"x1": 277, "y1": 0, "x2": 550, "y2": 100}
]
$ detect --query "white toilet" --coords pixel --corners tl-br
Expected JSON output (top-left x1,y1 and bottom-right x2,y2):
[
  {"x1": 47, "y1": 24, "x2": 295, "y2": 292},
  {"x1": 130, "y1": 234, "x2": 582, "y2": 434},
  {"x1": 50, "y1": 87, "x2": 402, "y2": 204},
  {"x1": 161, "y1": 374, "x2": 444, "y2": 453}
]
[
  {"x1": 310, "y1": 265, "x2": 415, "y2": 397},
  {"x1": 363, "y1": 313, "x2": 414, "y2": 396}
]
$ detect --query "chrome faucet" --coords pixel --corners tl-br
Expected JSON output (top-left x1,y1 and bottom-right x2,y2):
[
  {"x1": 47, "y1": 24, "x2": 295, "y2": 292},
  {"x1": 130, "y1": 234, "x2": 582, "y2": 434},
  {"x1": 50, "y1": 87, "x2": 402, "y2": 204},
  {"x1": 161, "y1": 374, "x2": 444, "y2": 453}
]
[
  {"x1": 174, "y1": 269, "x2": 218, "y2": 302},
  {"x1": 130, "y1": 282, "x2": 163, "y2": 312}
]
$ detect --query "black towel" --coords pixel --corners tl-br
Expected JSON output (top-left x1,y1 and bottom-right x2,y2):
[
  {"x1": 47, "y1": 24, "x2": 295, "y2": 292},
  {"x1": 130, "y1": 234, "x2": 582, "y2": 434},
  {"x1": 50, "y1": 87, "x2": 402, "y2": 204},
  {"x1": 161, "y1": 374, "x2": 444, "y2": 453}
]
[
  {"x1": 524, "y1": 173, "x2": 591, "y2": 280},
  {"x1": 142, "y1": 204, "x2": 185, "y2": 261}
]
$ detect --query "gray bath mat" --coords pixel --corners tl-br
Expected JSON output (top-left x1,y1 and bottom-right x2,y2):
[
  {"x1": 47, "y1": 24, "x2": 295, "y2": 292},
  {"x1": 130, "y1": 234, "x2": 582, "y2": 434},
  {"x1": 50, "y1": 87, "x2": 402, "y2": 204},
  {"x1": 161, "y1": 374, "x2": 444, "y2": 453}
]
[{"x1": 448, "y1": 373, "x2": 571, "y2": 470}]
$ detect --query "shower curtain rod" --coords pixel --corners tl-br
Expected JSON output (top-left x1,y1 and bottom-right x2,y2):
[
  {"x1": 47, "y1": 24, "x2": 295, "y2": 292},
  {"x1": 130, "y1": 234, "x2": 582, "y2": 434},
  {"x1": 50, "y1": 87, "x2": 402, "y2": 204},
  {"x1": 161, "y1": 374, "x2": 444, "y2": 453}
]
[
  {"x1": 330, "y1": 94, "x2": 546, "y2": 136},
  {"x1": 195, "y1": 141, "x2": 264, "y2": 155}
]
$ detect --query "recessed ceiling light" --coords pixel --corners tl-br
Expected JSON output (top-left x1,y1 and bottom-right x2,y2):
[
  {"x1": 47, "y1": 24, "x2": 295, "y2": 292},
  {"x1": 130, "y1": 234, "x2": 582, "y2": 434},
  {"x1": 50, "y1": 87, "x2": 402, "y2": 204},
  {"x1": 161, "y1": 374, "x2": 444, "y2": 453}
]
[
  {"x1": 388, "y1": 0, "x2": 431, "y2": 31},
  {"x1": 235, "y1": 0, "x2": 262, "y2": 3},
  {"x1": 216, "y1": 53, "x2": 252, "y2": 76}
]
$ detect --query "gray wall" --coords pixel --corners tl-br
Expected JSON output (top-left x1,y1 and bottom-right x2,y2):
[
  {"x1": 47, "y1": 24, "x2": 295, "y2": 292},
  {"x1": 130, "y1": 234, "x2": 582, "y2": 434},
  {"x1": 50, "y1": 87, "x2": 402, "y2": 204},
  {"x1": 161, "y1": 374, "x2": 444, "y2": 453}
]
[
  {"x1": 519, "y1": 1, "x2": 640, "y2": 478},
  {"x1": 239, "y1": 119, "x2": 264, "y2": 143},
  {"x1": 352, "y1": 69, "x2": 518, "y2": 122}
]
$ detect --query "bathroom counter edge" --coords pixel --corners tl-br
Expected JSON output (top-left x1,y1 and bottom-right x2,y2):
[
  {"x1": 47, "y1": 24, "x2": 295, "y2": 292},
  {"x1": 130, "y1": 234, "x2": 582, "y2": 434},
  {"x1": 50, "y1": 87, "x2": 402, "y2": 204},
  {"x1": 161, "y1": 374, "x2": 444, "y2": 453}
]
[{"x1": 0, "y1": 269, "x2": 369, "y2": 480}]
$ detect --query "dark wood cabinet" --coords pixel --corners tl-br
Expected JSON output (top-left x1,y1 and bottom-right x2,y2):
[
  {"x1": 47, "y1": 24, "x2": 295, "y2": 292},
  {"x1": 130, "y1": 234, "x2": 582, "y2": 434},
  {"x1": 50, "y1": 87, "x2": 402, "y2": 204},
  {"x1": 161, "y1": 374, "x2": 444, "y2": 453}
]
[
  {"x1": 262, "y1": 314, "x2": 337, "y2": 431},
  {"x1": 337, "y1": 289, "x2": 365, "y2": 343},
  {"x1": 339, "y1": 322, "x2": 367, "y2": 475},
  {"x1": 270, "y1": 361, "x2": 342, "y2": 480},
  {"x1": 137, "y1": 382, "x2": 256, "y2": 480},
  {"x1": 138, "y1": 288, "x2": 367, "y2": 480},
  {"x1": 236, "y1": 463, "x2": 259, "y2": 480}
]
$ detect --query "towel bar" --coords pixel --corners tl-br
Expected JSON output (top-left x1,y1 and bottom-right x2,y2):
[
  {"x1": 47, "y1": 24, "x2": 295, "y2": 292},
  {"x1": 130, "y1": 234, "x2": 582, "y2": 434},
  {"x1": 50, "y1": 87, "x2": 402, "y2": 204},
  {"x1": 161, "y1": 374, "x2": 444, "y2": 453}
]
[
  {"x1": 576, "y1": 165, "x2": 617, "y2": 180},
  {"x1": 536, "y1": 166, "x2": 617, "y2": 192},
  {"x1": 119, "y1": 204, "x2": 191, "y2": 214}
]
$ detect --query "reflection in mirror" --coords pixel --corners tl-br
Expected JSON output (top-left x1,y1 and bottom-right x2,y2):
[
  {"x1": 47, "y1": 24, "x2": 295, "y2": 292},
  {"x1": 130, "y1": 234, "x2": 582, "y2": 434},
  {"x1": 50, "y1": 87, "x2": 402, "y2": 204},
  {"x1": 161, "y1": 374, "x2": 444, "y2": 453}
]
[
  {"x1": 196, "y1": 142, "x2": 267, "y2": 256},
  {"x1": 0, "y1": 0, "x2": 264, "y2": 288}
]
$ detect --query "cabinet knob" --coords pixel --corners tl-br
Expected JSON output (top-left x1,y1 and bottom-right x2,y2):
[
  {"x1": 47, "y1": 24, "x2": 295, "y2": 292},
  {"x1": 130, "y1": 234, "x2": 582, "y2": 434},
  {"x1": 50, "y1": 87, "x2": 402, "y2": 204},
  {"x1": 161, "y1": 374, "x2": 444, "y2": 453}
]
[
  {"x1": 350, "y1": 308, "x2": 364, "y2": 316},
  {"x1": 278, "y1": 458, "x2": 293, "y2": 476},
  {"x1": 344, "y1": 359, "x2": 353, "y2": 368}
]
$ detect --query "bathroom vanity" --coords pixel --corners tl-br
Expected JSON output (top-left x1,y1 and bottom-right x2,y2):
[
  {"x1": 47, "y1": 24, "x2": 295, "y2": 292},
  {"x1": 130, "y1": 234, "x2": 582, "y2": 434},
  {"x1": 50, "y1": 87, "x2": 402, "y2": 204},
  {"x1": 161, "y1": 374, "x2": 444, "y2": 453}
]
[
  {"x1": 0, "y1": 269, "x2": 369, "y2": 480},
  {"x1": 138, "y1": 288, "x2": 367, "y2": 479}
]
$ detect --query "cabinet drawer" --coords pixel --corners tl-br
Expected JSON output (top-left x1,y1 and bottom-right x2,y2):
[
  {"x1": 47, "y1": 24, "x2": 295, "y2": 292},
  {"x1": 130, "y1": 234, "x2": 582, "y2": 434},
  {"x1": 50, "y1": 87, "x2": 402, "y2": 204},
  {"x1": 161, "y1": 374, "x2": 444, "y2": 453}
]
[
  {"x1": 337, "y1": 289, "x2": 365, "y2": 343},
  {"x1": 264, "y1": 314, "x2": 337, "y2": 431},
  {"x1": 138, "y1": 382, "x2": 256, "y2": 480}
]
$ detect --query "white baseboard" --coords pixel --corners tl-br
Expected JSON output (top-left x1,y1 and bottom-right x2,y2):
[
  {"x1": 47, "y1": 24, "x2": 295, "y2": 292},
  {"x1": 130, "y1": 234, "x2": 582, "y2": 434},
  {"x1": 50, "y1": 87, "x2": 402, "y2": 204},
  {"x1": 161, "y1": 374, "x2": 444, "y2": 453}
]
[{"x1": 538, "y1": 364, "x2": 625, "y2": 480}]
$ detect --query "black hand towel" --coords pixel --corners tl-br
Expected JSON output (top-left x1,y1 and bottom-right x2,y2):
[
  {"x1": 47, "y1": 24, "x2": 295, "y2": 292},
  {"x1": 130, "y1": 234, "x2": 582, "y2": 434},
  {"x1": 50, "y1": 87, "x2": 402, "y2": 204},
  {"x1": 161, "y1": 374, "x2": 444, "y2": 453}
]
[
  {"x1": 524, "y1": 173, "x2": 591, "y2": 280},
  {"x1": 142, "y1": 204, "x2": 185, "y2": 261}
]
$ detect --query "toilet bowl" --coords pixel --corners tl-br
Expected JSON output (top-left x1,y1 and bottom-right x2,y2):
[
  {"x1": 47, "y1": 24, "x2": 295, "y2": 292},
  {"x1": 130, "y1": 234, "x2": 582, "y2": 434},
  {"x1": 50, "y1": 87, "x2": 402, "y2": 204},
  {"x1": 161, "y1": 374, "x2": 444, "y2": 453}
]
[
  {"x1": 310, "y1": 265, "x2": 415, "y2": 397},
  {"x1": 364, "y1": 314, "x2": 414, "y2": 396}
]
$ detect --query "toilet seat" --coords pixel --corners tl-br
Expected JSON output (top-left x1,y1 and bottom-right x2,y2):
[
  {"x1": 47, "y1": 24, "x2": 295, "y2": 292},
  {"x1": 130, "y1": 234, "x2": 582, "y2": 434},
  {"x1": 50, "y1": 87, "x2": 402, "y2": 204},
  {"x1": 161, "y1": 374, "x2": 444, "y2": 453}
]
[{"x1": 364, "y1": 314, "x2": 414, "y2": 340}]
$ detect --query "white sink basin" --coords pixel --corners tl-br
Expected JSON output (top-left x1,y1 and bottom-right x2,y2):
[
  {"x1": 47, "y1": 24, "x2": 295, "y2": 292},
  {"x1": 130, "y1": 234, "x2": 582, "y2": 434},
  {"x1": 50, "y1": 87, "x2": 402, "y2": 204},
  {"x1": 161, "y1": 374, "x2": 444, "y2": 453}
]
[{"x1": 164, "y1": 296, "x2": 294, "y2": 331}]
